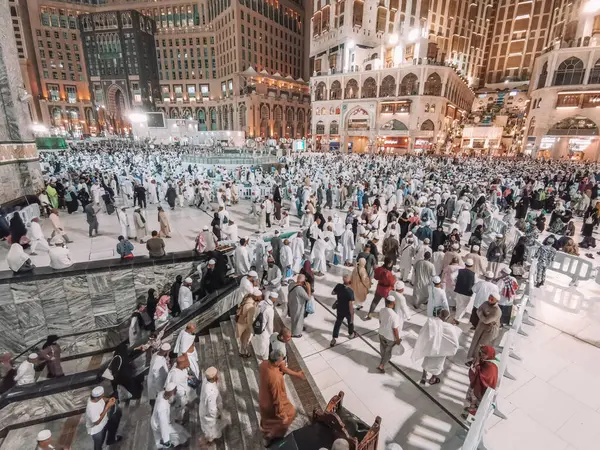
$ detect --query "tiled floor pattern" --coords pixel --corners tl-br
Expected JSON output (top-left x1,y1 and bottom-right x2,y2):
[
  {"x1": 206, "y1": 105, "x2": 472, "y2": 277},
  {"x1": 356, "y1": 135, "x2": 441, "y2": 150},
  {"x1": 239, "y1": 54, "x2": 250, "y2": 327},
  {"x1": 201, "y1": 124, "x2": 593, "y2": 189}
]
[{"x1": 2, "y1": 198, "x2": 600, "y2": 449}]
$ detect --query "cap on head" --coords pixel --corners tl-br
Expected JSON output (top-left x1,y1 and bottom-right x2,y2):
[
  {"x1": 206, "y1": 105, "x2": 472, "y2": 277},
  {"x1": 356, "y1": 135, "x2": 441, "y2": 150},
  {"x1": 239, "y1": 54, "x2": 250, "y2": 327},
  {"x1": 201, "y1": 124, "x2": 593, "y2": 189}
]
[
  {"x1": 208, "y1": 259, "x2": 216, "y2": 265},
  {"x1": 184, "y1": 277, "x2": 193, "y2": 284},
  {"x1": 452, "y1": 243, "x2": 459, "y2": 250},
  {"x1": 160, "y1": 343, "x2": 171, "y2": 351},
  {"x1": 54, "y1": 237, "x2": 65, "y2": 245},
  {"x1": 485, "y1": 271, "x2": 495, "y2": 279},
  {"x1": 501, "y1": 267, "x2": 511, "y2": 275},
  {"x1": 269, "y1": 292, "x2": 279, "y2": 299},
  {"x1": 252, "y1": 287, "x2": 262, "y2": 296},
  {"x1": 164, "y1": 382, "x2": 177, "y2": 392},
  {"x1": 438, "y1": 245, "x2": 445, "y2": 251},
  {"x1": 248, "y1": 270, "x2": 258, "y2": 277},
  {"x1": 203, "y1": 225, "x2": 209, "y2": 231},
  {"x1": 91, "y1": 386, "x2": 104, "y2": 398},
  {"x1": 432, "y1": 276, "x2": 442, "y2": 284},
  {"x1": 29, "y1": 353, "x2": 38, "y2": 360},
  {"x1": 205, "y1": 366, "x2": 218, "y2": 379},
  {"x1": 394, "y1": 280, "x2": 405, "y2": 291},
  {"x1": 465, "y1": 258, "x2": 474, "y2": 267},
  {"x1": 37, "y1": 430, "x2": 52, "y2": 442}
]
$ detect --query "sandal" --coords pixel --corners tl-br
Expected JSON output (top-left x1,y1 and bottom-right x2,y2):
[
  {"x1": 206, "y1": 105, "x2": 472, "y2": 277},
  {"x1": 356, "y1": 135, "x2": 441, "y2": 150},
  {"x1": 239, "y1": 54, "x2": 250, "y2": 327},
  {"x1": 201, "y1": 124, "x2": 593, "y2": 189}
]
[{"x1": 429, "y1": 376, "x2": 441, "y2": 385}]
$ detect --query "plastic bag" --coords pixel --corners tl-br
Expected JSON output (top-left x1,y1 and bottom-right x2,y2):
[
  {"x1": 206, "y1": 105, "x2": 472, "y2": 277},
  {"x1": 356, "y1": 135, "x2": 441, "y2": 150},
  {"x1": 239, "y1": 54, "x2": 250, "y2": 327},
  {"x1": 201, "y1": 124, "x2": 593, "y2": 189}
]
[{"x1": 305, "y1": 296, "x2": 316, "y2": 314}]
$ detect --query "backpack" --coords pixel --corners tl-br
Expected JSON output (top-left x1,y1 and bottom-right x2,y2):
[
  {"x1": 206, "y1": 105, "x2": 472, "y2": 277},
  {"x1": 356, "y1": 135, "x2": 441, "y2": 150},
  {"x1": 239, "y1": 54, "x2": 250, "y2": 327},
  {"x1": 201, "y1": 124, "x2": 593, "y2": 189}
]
[{"x1": 252, "y1": 310, "x2": 266, "y2": 335}]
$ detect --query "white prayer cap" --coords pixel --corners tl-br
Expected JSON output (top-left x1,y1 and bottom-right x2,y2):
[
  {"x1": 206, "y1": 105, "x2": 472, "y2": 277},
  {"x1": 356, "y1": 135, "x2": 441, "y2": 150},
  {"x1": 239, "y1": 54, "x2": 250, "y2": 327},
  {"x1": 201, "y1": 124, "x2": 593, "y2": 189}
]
[
  {"x1": 464, "y1": 258, "x2": 474, "y2": 267},
  {"x1": 184, "y1": 277, "x2": 193, "y2": 284},
  {"x1": 164, "y1": 382, "x2": 177, "y2": 392},
  {"x1": 269, "y1": 292, "x2": 279, "y2": 299},
  {"x1": 202, "y1": 225, "x2": 209, "y2": 231},
  {"x1": 424, "y1": 238, "x2": 430, "y2": 244},
  {"x1": 495, "y1": 233, "x2": 503, "y2": 239},
  {"x1": 501, "y1": 267, "x2": 512, "y2": 275},
  {"x1": 248, "y1": 270, "x2": 258, "y2": 277},
  {"x1": 438, "y1": 245, "x2": 444, "y2": 251},
  {"x1": 160, "y1": 343, "x2": 171, "y2": 351},
  {"x1": 28, "y1": 353, "x2": 38, "y2": 360},
  {"x1": 205, "y1": 366, "x2": 218, "y2": 378},
  {"x1": 472, "y1": 244, "x2": 480, "y2": 251},
  {"x1": 208, "y1": 259, "x2": 216, "y2": 265},
  {"x1": 485, "y1": 271, "x2": 495, "y2": 279},
  {"x1": 489, "y1": 290, "x2": 501, "y2": 300},
  {"x1": 252, "y1": 288, "x2": 262, "y2": 296},
  {"x1": 37, "y1": 430, "x2": 51, "y2": 441},
  {"x1": 91, "y1": 386, "x2": 104, "y2": 397},
  {"x1": 452, "y1": 243, "x2": 459, "y2": 250},
  {"x1": 53, "y1": 236, "x2": 65, "y2": 244},
  {"x1": 432, "y1": 276, "x2": 442, "y2": 284},
  {"x1": 394, "y1": 281, "x2": 405, "y2": 291}
]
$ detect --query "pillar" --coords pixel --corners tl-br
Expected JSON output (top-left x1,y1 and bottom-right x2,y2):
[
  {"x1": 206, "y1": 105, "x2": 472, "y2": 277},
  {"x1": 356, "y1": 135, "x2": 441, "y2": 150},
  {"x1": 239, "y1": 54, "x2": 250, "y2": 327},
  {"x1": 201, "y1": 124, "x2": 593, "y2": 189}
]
[{"x1": 0, "y1": 0, "x2": 44, "y2": 203}]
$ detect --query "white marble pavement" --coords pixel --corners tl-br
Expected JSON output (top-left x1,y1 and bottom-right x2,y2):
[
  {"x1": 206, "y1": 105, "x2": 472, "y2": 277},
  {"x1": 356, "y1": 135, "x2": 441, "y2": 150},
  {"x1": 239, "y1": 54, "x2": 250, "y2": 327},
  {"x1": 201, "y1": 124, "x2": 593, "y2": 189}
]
[{"x1": 2, "y1": 197, "x2": 600, "y2": 450}]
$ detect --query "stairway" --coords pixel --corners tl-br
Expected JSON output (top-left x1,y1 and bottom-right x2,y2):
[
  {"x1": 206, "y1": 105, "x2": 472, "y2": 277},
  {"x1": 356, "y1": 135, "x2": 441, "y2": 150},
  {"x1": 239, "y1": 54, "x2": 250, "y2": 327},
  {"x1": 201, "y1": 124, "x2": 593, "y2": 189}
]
[{"x1": 1, "y1": 318, "x2": 311, "y2": 450}]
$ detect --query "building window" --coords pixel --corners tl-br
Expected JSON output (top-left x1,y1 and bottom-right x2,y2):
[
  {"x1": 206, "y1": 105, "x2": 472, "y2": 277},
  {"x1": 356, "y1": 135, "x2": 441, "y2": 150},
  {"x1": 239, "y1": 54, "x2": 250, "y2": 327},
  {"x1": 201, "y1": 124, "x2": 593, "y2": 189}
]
[
  {"x1": 553, "y1": 57, "x2": 585, "y2": 86},
  {"x1": 352, "y1": 0, "x2": 363, "y2": 27},
  {"x1": 588, "y1": 59, "x2": 600, "y2": 84},
  {"x1": 399, "y1": 73, "x2": 419, "y2": 95},
  {"x1": 423, "y1": 73, "x2": 442, "y2": 96},
  {"x1": 47, "y1": 84, "x2": 60, "y2": 101}
]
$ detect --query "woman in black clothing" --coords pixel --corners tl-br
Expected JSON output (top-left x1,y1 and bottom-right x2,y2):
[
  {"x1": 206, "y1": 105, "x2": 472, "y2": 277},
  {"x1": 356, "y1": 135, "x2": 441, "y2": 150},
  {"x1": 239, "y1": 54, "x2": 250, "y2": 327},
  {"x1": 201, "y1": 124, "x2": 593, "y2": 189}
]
[
  {"x1": 109, "y1": 342, "x2": 143, "y2": 400},
  {"x1": 468, "y1": 224, "x2": 484, "y2": 248},
  {"x1": 515, "y1": 196, "x2": 530, "y2": 220},
  {"x1": 146, "y1": 288, "x2": 158, "y2": 331},
  {"x1": 509, "y1": 236, "x2": 527, "y2": 269},
  {"x1": 9, "y1": 212, "x2": 28, "y2": 246},
  {"x1": 211, "y1": 212, "x2": 222, "y2": 240}
]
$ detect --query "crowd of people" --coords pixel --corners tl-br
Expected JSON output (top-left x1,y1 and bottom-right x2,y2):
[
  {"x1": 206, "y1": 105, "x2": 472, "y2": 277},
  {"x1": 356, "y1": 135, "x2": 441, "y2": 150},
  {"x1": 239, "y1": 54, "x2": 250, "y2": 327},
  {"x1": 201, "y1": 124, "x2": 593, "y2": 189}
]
[{"x1": 5, "y1": 141, "x2": 600, "y2": 449}]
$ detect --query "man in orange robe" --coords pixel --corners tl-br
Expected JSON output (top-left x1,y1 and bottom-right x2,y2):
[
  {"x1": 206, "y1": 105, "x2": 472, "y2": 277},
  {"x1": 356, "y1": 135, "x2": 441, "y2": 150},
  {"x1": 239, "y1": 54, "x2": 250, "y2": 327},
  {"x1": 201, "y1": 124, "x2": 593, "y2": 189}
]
[{"x1": 258, "y1": 349, "x2": 305, "y2": 445}]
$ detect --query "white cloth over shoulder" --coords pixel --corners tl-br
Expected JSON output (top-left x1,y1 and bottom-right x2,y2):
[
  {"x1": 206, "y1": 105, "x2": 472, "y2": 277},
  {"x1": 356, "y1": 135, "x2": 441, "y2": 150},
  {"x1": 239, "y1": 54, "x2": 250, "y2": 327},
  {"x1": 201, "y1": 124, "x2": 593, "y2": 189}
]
[{"x1": 412, "y1": 318, "x2": 460, "y2": 362}]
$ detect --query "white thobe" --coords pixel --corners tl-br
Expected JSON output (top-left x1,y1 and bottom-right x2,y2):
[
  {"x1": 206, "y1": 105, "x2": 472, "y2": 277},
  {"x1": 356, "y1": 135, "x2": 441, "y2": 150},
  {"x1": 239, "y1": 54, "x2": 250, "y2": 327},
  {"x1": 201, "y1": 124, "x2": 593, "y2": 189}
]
[
  {"x1": 280, "y1": 245, "x2": 293, "y2": 279},
  {"x1": 311, "y1": 239, "x2": 330, "y2": 273},
  {"x1": 252, "y1": 300, "x2": 274, "y2": 360},
  {"x1": 233, "y1": 246, "x2": 251, "y2": 275},
  {"x1": 29, "y1": 221, "x2": 49, "y2": 253},
  {"x1": 291, "y1": 236, "x2": 305, "y2": 273},
  {"x1": 341, "y1": 229, "x2": 355, "y2": 263},
  {"x1": 427, "y1": 286, "x2": 450, "y2": 317},
  {"x1": 199, "y1": 381, "x2": 227, "y2": 441},
  {"x1": 151, "y1": 391, "x2": 190, "y2": 448},
  {"x1": 178, "y1": 285, "x2": 193, "y2": 311},
  {"x1": 472, "y1": 280, "x2": 500, "y2": 309},
  {"x1": 147, "y1": 354, "x2": 169, "y2": 400},
  {"x1": 117, "y1": 210, "x2": 132, "y2": 238},
  {"x1": 166, "y1": 367, "x2": 193, "y2": 420},
  {"x1": 432, "y1": 251, "x2": 445, "y2": 275},
  {"x1": 14, "y1": 360, "x2": 35, "y2": 385}
]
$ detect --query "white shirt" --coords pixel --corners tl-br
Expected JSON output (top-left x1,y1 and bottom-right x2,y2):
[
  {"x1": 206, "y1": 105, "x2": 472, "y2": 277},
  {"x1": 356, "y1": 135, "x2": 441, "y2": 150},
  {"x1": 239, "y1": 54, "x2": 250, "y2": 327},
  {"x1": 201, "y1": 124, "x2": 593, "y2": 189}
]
[
  {"x1": 378, "y1": 307, "x2": 401, "y2": 341},
  {"x1": 49, "y1": 246, "x2": 74, "y2": 270},
  {"x1": 166, "y1": 366, "x2": 189, "y2": 394},
  {"x1": 178, "y1": 285, "x2": 193, "y2": 311},
  {"x1": 7, "y1": 244, "x2": 28, "y2": 272},
  {"x1": 309, "y1": 221, "x2": 321, "y2": 240},
  {"x1": 147, "y1": 354, "x2": 169, "y2": 400},
  {"x1": 151, "y1": 391, "x2": 174, "y2": 444},
  {"x1": 14, "y1": 360, "x2": 35, "y2": 385},
  {"x1": 269, "y1": 333, "x2": 287, "y2": 359},
  {"x1": 427, "y1": 286, "x2": 449, "y2": 317},
  {"x1": 85, "y1": 398, "x2": 108, "y2": 435}
]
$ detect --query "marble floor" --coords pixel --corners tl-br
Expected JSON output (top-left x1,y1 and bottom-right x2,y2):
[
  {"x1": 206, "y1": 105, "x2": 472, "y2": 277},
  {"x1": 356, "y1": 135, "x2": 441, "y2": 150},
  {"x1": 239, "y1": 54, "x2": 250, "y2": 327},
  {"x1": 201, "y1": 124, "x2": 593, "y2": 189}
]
[{"x1": 2, "y1": 198, "x2": 600, "y2": 450}]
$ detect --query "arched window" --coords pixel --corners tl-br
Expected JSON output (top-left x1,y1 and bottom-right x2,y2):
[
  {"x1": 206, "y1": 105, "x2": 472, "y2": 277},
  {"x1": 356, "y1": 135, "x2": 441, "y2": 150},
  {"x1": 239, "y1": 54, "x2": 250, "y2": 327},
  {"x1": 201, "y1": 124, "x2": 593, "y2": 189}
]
[
  {"x1": 420, "y1": 119, "x2": 434, "y2": 131},
  {"x1": 198, "y1": 108, "x2": 207, "y2": 131},
  {"x1": 399, "y1": 73, "x2": 418, "y2": 96},
  {"x1": 330, "y1": 81, "x2": 342, "y2": 100},
  {"x1": 170, "y1": 109, "x2": 179, "y2": 119},
  {"x1": 553, "y1": 57, "x2": 585, "y2": 86},
  {"x1": 345, "y1": 79, "x2": 359, "y2": 99},
  {"x1": 330, "y1": 120, "x2": 339, "y2": 135},
  {"x1": 286, "y1": 108, "x2": 294, "y2": 123},
  {"x1": 588, "y1": 58, "x2": 600, "y2": 84},
  {"x1": 528, "y1": 117, "x2": 536, "y2": 136},
  {"x1": 315, "y1": 81, "x2": 327, "y2": 101},
  {"x1": 423, "y1": 73, "x2": 442, "y2": 96},
  {"x1": 260, "y1": 104, "x2": 269, "y2": 120},
  {"x1": 379, "y1": 75, "x2": 396, "y2": 97},
  {"x1": 316, "y1": 120, "x2": 325, "y2": 134},
  {"x1": 361, "y1": 77, "x2": 377, "y2": 98},
  {"x1": 210, "y1": 108, "x2": 217, "y2": 130},
  {"x1": 352, "y1": 0, "x2": 363, "y2": 27}
]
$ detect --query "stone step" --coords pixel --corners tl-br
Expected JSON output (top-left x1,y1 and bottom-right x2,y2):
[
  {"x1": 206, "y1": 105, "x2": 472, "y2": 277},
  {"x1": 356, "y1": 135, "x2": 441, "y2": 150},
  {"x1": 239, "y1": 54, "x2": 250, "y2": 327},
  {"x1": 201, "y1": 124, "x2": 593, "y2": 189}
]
[
  {"x1": 209, "y1": 328, "x2": 244, "y2": 450},
  {"x1": 219, "y1": 321, "x2": 263, "y2": 450}
]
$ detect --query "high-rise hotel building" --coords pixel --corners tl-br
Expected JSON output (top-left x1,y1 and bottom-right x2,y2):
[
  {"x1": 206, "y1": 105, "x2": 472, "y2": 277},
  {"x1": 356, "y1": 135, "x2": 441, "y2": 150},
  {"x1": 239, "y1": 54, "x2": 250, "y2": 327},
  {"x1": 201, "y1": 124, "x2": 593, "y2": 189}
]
[{"x1": 12, "y1": 0, "x2": 311, "y2": 139}]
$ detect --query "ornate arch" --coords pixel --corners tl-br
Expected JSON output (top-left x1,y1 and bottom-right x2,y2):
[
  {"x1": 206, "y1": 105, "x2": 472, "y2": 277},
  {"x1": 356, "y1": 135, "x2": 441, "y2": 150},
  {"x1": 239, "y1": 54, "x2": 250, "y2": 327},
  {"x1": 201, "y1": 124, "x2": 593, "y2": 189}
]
[
  {"x1": 330, "y1": 80, "x2": 342, "y2": 100},
  {"x1": 379, "y1": 75, "x2": 396, "y2": 97},
  {"x1": 362, "y1": 77, "x2": 377, "y2": 98},
  {"x1": 420, "y1": 119, "x2": 435, "y2": 131},
  {"x1": 423, "y1": 73, "x2": 442, "y2": 96},
  {"x1": 399, "y1": 73, "x2": 419, "y2": 96},
  {"x1": 315, "y1": 82, "x2": 327, "y2": 101},
  {"x1": 344, "y1": 79, "x2": 359, "y2": 99}
]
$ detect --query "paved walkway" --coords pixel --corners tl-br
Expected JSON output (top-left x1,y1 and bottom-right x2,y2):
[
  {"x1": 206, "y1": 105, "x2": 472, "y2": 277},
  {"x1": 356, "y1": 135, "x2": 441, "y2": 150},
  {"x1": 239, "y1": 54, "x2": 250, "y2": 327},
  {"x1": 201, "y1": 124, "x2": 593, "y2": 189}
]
[{"x1": 2, "y1": 198, "x2": 600, "y2": 449}]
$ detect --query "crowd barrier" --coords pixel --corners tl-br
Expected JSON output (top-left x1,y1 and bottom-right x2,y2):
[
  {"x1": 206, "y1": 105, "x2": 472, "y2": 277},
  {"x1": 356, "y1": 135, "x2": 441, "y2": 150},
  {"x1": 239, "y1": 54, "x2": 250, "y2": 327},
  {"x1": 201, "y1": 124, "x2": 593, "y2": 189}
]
[
  {"x1": 551, "y1": 252, "x2": 594, "y2": 286},
  {"x1": 5, "y1": 203, "x2": 41, "y2": 226},
  {"x1": 461, "y1": 260, "x2": 536, "y2": 448}
]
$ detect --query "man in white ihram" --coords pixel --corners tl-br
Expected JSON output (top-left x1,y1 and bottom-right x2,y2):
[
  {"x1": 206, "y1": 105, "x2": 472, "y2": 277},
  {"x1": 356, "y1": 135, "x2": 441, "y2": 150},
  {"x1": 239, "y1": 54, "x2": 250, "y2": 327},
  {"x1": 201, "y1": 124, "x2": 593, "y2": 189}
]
[
  {"x1": 151, "y1": 382, "x2": 190, "y2": 449},
  {"x1": 199, "y1": 366, "x2": 230, "y2": 446},
  {"x1": 233, "y1": 238, "x2": 251, "y2": 275},
  {"x1": 49, "y1": 237, "x2": 75, "y2": 270},
  {"x1": 147, "y1": 343, "x2": 171, "y2": 409},
  {"x1": 178, "y1": 277, "x2": 194, "y2": 312},
  {"x1": 174, "y1": 322, "x2": 199, "y2": 379},
  {"x1": 28, "y1": 217, "x2": 49, "y2": 255},
  {"x1": 15, "y1": 353, "x2": 37, "y2": 386},
  {"x1": 252, "y1": 292, "x2": 276, "y2": 360}
]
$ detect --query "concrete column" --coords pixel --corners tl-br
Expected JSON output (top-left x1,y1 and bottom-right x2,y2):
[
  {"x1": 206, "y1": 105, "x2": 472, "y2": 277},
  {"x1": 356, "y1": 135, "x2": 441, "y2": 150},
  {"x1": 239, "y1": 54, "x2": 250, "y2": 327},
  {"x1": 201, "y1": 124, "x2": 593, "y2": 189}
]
[{"x1": 0, "y1": 0, "x2": 43, "y2": 203}]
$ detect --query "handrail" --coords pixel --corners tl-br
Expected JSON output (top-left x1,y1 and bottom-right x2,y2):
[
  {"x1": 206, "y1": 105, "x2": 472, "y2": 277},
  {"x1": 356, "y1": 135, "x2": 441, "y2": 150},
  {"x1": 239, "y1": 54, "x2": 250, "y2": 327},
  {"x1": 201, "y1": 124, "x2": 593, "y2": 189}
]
[
  {"x1": 10, "y1": 316, "x2": 130, "y2": 365},
  {"x1": 0, "y1": 278, "x2": 238, "y2": 414}
]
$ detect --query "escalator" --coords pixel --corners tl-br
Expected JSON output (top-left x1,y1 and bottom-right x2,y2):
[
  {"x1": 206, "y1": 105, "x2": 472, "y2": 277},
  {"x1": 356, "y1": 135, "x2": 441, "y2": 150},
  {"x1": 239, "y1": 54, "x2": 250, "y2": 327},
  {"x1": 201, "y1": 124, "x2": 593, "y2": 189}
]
[{"x1": 0, "y1": 278, "x2": 240, "y2": 438}]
